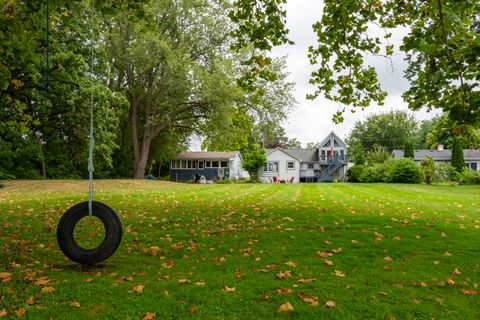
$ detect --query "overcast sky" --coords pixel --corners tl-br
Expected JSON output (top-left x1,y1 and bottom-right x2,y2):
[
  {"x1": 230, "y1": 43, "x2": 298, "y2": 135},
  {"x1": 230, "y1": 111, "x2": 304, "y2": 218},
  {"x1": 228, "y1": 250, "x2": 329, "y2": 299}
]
[{"x1": 269, "y1": 0, "x2": 441, "y2": 146}]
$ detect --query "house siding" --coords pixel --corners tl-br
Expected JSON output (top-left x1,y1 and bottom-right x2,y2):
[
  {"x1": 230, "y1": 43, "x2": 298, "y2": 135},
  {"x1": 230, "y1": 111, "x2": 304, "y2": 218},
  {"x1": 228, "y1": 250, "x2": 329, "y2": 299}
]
[
  {"x1": 170, "y1": 168, "x2": 229, "y2": 182},
  {"x1": 260, "y1": 149, "x2": 300, "y2": 183}
]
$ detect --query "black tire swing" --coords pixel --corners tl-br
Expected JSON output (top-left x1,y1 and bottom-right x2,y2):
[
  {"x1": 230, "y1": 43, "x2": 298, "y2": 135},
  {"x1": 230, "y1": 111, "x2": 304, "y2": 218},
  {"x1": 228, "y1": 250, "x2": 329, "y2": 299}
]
[{"x1": 47, "y1": 0, "x2": 122, "y2": 265}]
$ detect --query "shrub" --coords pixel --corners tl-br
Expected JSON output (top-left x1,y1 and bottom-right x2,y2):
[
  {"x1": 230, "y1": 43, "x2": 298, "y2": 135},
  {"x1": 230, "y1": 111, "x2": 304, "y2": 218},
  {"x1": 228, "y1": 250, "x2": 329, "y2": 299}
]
[
  {"x1": 366, "y1": 145, "x2": 391, "y2": 165},
  {"x1": 460, "y1": 169, "x2": 480, "y2": 184},
  {"x1": 347, "y1": 164, "x2": 366, "y2": 182},
  {"x1": 385, "y1": 158, "x2": 422, "y2": 183},
  {"x1": 360, "y1": 163, "x2": 387, "y2": 182},
  {"x1": 420, "y1": 155, "x2": 440, "y2": 184},
  {"x1": 451, "y1": 138, "x2": 464, "y2": 173}
]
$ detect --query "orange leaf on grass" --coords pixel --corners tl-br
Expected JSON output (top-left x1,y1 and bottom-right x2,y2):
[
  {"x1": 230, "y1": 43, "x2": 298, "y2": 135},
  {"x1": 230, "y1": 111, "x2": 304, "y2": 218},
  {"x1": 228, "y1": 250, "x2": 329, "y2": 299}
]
[
  {"x1": 143, "y1": 312, "x2": 156, "y2": 320},
  {"x1": 325, "y1": 300, "x2": 336, "y2": 308},
  {"x1": 15, "y1": 308, "x2": 26, "y2": 317},
  {"x1": 276, "y1": 271, "x2": 292, "y2": 279},
  {"x1": 297, "y1": 278, "x2": 316, "y2": 284},
  {"x1": 0, "y1": 272, "x2": 12, "y2": 283},
  {"x1": 0, "y1": 309, "x2": 7, "y2": 317},
  {"x1": 462, "y1": 289, "x2": 477, "y2": 296},
  {"x1": 132, "y1": 285, "x2": 145, "y2": 293},
  {"x1": 285, "y1": 261, "x2": 297, "y2": 267},
  {"x1": 276, "y1": 288, "x2": 293, "y2": 294},
  {"x1": 324, "y1": 260, "x2": 334, "y2": 266},
  {"x1": 41, "y1": 287, "x2": 55, "y2": 293},
  {"x1": 70, "y1": 301, "x2": 81, "y2": 308},
  {"x1": 277, "y1": 302, "x2": 294, "y2": 313},
  {"x1": 26, "y1": 296, "x2": 34, "y2": 306},
  {"x1": 223, "y1": 285, "x2": 235, "y2": 293}
]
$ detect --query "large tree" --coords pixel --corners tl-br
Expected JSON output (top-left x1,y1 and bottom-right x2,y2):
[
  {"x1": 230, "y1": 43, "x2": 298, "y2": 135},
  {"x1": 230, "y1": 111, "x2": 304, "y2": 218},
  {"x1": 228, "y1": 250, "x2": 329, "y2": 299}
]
[
  {"x1": 346, "y1": 110, "x2": 418, "y2": 153},
  {"x1": 230, "y1": 0, "x2": 480, "y2": 130}
]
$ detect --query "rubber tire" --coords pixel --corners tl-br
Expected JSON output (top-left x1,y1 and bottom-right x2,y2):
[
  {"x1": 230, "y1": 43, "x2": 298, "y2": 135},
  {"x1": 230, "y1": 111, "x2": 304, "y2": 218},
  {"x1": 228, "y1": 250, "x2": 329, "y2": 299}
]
[{"x1": 57, "y1": 201, "x2": 122, "y2": 265}]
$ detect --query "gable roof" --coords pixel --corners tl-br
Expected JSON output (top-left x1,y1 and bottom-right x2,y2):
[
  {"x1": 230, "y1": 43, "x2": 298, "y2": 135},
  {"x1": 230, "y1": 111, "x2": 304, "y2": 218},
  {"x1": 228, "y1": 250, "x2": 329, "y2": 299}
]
[
  {"x1": 318, "y1": 131, "x2": 348, "y2": 149},
  {"x1": 283, "y1": 149, "x2": 318, "y2": 162},
  {"x1": 392, "y1": 149, "x2": 480, "y2": 161},
  {"x1": 174, "y1": 151, "x2": 239, "y2": 160},
  {"x1": 266, "y1": 147, "x2": 302, "y2": 161}
]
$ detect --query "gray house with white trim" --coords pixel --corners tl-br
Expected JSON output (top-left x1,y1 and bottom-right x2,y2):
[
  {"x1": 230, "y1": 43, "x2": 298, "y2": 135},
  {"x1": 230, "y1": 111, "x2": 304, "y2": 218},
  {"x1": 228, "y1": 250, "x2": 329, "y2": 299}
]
[
  {"x1": 170, "y1": 151, "x2": 243, "y2": 182},
  {"x1": 392, "y1": 146, "x2": 480, "y2": 171},
  {"x1": 260, "y1": 132, "x2": 349, "y2": 183}
]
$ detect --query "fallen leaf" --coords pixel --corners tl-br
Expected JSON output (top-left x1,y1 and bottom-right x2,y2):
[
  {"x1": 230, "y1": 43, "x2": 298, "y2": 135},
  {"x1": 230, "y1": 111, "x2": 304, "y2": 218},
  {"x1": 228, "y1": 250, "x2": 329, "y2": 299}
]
[
  {"x1": 0, "y1": 272, "x2": 12, "y2": 283},
  {"x1": 393, "y1": 236, "x2": 401, "y2": 240},
  {"x1": 70, "y1": 301, "x2": 80, "y2": 308},
  {"x1": 443, "y1": 251, "x2": 452, "y2": 257},
  {"x1": 143, "y1": 312, "x2": 156, "y2": 320},
  {"x1": 324, "y1": 260, "x2": 335, "y2": 266},
  {"x1": 324, "y1": 240, "x2": 332, "y2": 245},
  {"x1": 162, "y1": 260, "x2": 174, "y2": 269},
  {"x1": 190, "y1": 306, "x2": 198, "y2": 313},
  {"x1": 276, "y1": 270, "x2": 292, "y2": 279},
  {"x1": 384, "y1": 256, "x2": 393, "y2": 262},
  {"x1": 420, "y1": 282, "x2": 428, "y2": 287},
  {"x1": 415, "y1": 235, "x2": 421, "y2": 239},
  {"x1": 194, "y1": 281, "x2": 206, "y2": 286},
  {"x1": 26, "y1": 296, "x2": 34, "y2": 305},
  {"x1": 15, "y1": 308, "x2": 26, "y2": 318},
  {"x1": 452, "y1": 268, "x2": 461, "y2": 275},
  {"x1": 282, "y1": 217, "x2": 293, "y2": 222},
  {"x1": 332, "y1": 247, "x2": 342, "y2": 254},
  {"x1": 351, "y1": 240, "x2": 358, "y2": 244},
  {"x1": 325, "y1": 300, "x2": 336, "y2": 308},
  {"x1": 276, "y1": 288, "x2": 293, "y2": 294},
  {"x1": 317, "y1": 250, "x2": 333, "y2": 257},
  {"x1": 41, "y1": 287, "x2": 55, "y2": 293},
  {"x1": 84, "y1": 278, "x2": 93, "y2": 283},
  {"x1": 132, "y1": 285, "x2": 145, "y2": 293},
  {"x1": 383, "y1": 265, "x2": 390, "y2": 270},
  {"x1": 332, "y1": 270, "x2": 345, "y2": 277},
  {"x1": 285, "y1": 261, "x2": 297, "y2": 267},
  {"x1": 447, "y1": 278, "x2": 455, "y2": 287},
  {"x1": 223, "y1": 285, "x2": 235, "y2": 293},
  {"x1": 0, "y1": 309, "x2": 6, "y2": 317},
  {"x1": 297, "y1": 293, "x2": 319, "y2": 306},
  {"x1": 35, "y1": 277, "x2": 50, "y2": 286},
  {"x1": 277, "y1": 302, "x2": 294, "y2": 313},
  {"x1": 379, "y1": 291, "x2": 387, "y2": 296},
  {"x1": 462, "y1": 289, "x2": 477, "y2": 296},
  {"x1": 163, "y1": 290, "x2": 169, "y2": 297},
  {"x1": 297, "y1": 278, "x2": 316, "y2": 284},
  {"x1": 441, "y1": 232, "x2": 447, "y2": 237},
  {"x1": 178, "y1": 279, "x2": 190, "y2": 284}
]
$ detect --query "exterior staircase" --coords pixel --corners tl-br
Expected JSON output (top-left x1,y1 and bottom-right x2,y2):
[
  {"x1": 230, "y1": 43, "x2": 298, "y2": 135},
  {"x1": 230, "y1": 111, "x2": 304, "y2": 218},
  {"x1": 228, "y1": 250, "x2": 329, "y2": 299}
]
[{"x1": 318, "y1": 160, "x2": 344, "y2": 182}]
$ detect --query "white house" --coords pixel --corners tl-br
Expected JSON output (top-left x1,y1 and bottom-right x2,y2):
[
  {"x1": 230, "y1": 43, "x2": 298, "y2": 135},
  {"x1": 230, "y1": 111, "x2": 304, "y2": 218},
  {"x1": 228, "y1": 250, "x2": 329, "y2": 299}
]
[
  {"x1": 259, "y1": 132, "x2": 349, "y2": 183},
  {"x1": 392, "y1": 145, "x2": 480, "y2": 171}
]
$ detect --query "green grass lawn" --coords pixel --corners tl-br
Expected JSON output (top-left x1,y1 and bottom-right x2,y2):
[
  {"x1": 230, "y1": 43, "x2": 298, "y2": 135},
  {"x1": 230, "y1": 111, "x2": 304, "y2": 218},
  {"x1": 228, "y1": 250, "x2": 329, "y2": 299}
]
[{"x1": 0, "y1": 180, "x2": 479, "y2": 319}]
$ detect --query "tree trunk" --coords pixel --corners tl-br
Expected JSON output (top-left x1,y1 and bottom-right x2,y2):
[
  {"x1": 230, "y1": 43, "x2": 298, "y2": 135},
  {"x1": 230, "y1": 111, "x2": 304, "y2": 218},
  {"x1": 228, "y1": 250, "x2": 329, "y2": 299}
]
[{"x1": 35, "y1": 131, "x2": 47, "y2": 179}]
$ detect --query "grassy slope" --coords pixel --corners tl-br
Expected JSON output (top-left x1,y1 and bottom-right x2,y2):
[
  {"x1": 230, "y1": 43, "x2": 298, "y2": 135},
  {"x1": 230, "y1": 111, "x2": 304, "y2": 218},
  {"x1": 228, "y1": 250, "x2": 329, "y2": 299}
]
[{"x1": 0, "y1": 180, "x2": 479, "y2": 319}]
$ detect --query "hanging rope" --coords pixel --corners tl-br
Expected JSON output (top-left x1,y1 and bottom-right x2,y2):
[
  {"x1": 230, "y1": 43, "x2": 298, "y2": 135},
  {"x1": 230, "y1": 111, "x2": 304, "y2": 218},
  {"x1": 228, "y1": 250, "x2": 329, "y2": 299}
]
[
  {"x1": 87, "y1": 0, "x2": 95, "y2": 216},
  {"x1": 44, "y1": 0, "x2": 49, "y2": 92}
]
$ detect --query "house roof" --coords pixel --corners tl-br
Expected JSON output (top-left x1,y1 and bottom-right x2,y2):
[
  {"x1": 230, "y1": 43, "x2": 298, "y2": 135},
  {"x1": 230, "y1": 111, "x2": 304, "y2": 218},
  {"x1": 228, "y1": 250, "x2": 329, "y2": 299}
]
[
  {"x1": 392, "y1": 149, "x2": 480, "y2": 160},
  {"x1": 174, "y1": 151, "x2": 239, "y2": 160},
  {"x1": 283, "y1": 149, "x2": 318, "y2": 162},
  {"x1": 318, "y1": 131, "x2": 348, "y2": 149},
  {"x1": 266, "y1": 147, "x2": 303, "y2": 161}
]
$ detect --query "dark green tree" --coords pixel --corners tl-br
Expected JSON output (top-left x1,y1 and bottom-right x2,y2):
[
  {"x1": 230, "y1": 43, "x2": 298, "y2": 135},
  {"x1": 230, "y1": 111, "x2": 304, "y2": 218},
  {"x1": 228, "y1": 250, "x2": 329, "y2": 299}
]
[
  {"x1": 451, "y1": 138, "x2": 465, "y2": 173},
  {"x1": 404, "y1": 141, "x2": 414, "y2": 159}
]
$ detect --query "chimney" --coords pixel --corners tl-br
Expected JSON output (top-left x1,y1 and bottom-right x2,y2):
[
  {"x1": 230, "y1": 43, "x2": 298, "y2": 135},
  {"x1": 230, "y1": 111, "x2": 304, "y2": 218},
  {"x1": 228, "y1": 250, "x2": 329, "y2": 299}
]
[{"x1": 437, "y1": 144, "x2": 444, "y2": 151}]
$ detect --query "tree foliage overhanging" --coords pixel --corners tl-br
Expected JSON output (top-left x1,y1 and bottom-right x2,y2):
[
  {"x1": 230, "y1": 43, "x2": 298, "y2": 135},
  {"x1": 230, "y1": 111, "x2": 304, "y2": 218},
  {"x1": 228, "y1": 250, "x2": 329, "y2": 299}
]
[{"x1": 231, "y1": 0, "x2": 480, "y2": 127}]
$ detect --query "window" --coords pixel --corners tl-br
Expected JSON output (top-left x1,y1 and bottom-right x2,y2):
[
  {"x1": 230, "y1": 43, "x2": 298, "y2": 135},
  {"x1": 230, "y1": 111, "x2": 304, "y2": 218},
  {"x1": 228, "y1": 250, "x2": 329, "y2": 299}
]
[
  {"x1": 263, "y1": 161, "x2": 279, "y2": 172},
  {"x1": 212, "y1": 161, "x2": 219, "y2": 168},
  {"x1": 198, "y1": 161, "x2": 204, "y2": 169},
  {"x1": 472, "y1": 163, "x2": 478, "y2": 171},
  {"x1": 187, "y1": 160, "x2": 192, "y2": 168},
  {"x1": 334, "y1": 139, "x2": 339, "y2": 147},
  {"x1": 181, "y1": 160, "x2": 187, "y2": 169},
  {"x1": 192, "y1": 161, "x2": 197, "y2": 169},
  {"x1": 221, "y1": 161, "x2": 228, "y2": 168},
  {"x1": 171, "y1": 160, "x2": 176, "y2": 169},
  {"x1": 323, "y1": 140, "x2": 331, "y2": 148},
  {"x1": 307, "y1": 163, "x2": 314, "y2": 169},
  {"x1": 206, "y1": 161, "x2": 211, "y2": 168},
  {"x1": 321, "y1": 150, "x2": 326, "y2": 160},
  {"x1": 287, "y1": 161, "x2": 295, "y2": 170},
  {"x1": 176, "y1": 160, "x2": 181, "y2": 168}
]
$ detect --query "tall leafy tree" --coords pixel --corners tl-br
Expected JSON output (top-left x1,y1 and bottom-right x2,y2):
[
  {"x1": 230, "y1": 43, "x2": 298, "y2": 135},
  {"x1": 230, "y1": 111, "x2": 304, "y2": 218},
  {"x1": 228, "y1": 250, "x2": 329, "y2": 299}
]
[
  {"x1": 426, "y1": 114, "x2": 480, "y2": 149},
  {"x1": 346, "y1": 110, "x2": 418, "y2": 153}
]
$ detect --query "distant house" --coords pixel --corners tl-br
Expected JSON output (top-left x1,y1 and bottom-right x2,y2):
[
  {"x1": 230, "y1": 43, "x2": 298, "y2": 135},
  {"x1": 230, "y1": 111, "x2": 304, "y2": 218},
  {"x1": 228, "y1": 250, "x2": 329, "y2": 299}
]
[
  {"x1": 392, "y1": 145, "x2": 480, "y2": 171},
  {"x1": 169, "y1": 151, "x2": 243, "y2": 182},
  {"x1": 260, "y1": 131, "x2": 349, "y2": 183}
]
